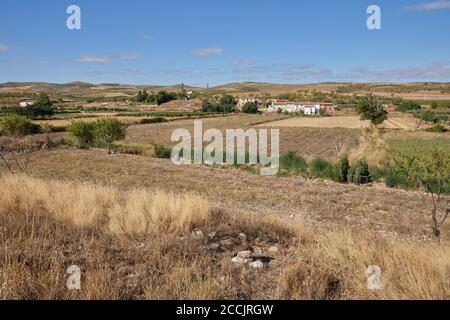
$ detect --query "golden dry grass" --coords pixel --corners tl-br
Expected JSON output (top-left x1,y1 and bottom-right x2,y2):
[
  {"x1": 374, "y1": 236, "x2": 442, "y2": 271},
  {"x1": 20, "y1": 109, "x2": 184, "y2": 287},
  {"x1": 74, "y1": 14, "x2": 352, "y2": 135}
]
[
  {"x1": 1, "y1": 174, "x2": 450, "y2": 300},
  {"x1": 261, "y1": 114, "x2": 425, "y2": 131},
  {"x1": 0, "y1": 175, "x2": 209, "y2": 235}
]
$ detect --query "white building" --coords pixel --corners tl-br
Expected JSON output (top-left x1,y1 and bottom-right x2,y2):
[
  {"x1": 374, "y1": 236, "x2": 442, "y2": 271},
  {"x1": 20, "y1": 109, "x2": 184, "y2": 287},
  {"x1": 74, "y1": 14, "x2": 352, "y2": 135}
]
[
  {"x1": 237, "y1": 98, "x2": 262, "y2": 108},
  {"x1": 19, "y1": 100, "x2": 34, "y2": 107},
  {"x1": 267, "y1": 100, "x2": 338, "y2": 116}
]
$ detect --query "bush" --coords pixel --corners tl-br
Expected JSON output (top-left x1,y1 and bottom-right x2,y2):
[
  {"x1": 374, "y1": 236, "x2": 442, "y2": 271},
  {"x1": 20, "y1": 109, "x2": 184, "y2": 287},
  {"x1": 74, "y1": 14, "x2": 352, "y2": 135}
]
[
  {"x1": 154, "y1": 144, "x2": 172, "y2": 159},
  {"x1": 334, "y1": 154, "x2": 350, "y2": 183},
  {"x1": 396, "y1": 101, "x2": 421, "y2": 112},
  {"x1": 425, "y1": 125, "x2": 448, "y2": 133},
  {"x1": 0, "y1": 116, "x2": 41, "y2": 136},
  {"x1": 241, "y1": 102, "x2": 259, "y2": 114},
  {"x1": 202, "y1": 99, "x2": 235, "y2": 113},
  {"x1": 68, "y1": 121, "x2": 96, "y2": 149},
  {"x1": 94, "y1": 118, "x2": 127, "y2": 153},
  {"x1": 280, "y1": 152, "x2": 308, "y2": 172},
  {"x1": 370, "y1": 167, "x2": 388, "y2": 182},
  {"x1": 348, "y1": 159, "x2": 371, "y2": 185},
  {"x1": 140, "y1": 117, "x2": 168, "y2": 124},
  {"x1": 384, "y1": 170, "x2": 411, "y2": 189},
  {"x1": 310, "y1": 158, "x2": 335, "y2": 179}
]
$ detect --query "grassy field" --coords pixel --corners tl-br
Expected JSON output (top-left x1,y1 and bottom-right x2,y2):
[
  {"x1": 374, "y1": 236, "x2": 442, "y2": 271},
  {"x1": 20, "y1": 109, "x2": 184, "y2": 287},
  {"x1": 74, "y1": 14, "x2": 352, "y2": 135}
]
[
  {"x1": 1, "y1": 83, "x2": 450, "y2": 300},
  {"x1": 2, "y1": 150, "x2": 450, "y2": 299}
]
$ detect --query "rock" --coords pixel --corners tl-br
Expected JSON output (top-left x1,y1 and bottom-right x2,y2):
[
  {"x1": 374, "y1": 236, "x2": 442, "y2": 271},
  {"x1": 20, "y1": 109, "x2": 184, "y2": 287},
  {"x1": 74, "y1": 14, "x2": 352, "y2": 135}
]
[
  {"x1": 249, "y1": 260, "x2": 265, "y2": 269},
  {"x1": 237, "y1": 250, "x2": 252, "y2": 259},
  {"x1": 208, "y1": 243, "x2": 220, "y2": 251},
  {"x1": 220, "y1": 238, "x2": 234, "y2": 247},
  {"x1": 238, "y1": 233, "x2": 247, "y2": 242},
  {"x1": 208, "y1": 232, "x2": 217, "y2": 240},
  {"x1": 192, "y1": 229, "x2": 205, "y2": 240},
  {"x1": 268, "y1": 246, "x2": 279, "y2": 254},
  {"x1": 231, "y1": 257, "x2": 251, "y2": 266},
  {"x1": 252, "y1": 246, "x2": 263, "y2": 255}
]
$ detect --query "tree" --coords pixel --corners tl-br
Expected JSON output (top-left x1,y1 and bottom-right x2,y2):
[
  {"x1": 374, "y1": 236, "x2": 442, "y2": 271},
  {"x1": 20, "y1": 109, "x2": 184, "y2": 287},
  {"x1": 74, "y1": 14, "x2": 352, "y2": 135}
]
[
  {"x1": 335, "y1": 154, "x2": 350, "y2": 183},
  {"x1": 391, "y1": 149, "x2": 450, "y2": 237},
  {"x1": 356, "y1": 94, "x2": 388, "y2": 126},
  {"x1": 220, "y1": 95, "x2": 236, "y2": 106},
  {"x1": 21, "y1": 93, "x2": 54, "y2": 118},
  {"x1": 94, "y1": 118, "x2": 127, "y2": 154},
  {"x1": 0, "y1": 118, "x2": 43, "y2": 175},
  {"x1": 242, "y1": 102, "x2": 259, "y2": 114},
  {"x1": 348, "y1": 158, "x2": 371, "y2": 185},
  {"x1": 0, "y1": 116, "x2": 41, "y2": 136},
  {"x1": 68, "y1": 121, "x2": 96, "y2": 149}
]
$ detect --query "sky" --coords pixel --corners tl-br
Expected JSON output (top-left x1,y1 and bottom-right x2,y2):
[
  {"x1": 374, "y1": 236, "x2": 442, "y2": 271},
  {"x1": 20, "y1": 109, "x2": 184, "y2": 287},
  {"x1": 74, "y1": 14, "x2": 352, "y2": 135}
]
[{"x1": 0, "y1": 0, "x2": 449, "y2": 86}]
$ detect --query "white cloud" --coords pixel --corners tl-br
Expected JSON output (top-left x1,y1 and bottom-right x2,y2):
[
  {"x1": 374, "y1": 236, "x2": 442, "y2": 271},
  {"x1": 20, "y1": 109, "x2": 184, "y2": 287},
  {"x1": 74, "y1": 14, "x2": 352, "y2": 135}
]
[
  {"x1": 73, "y1": 55, "x2": 112, "y2": 63},
  {"x1": 0, "y1": 43, "x2": 8, "y2": 52},
  {"x1": 119, "y1": 54, "x2": 141, "y2": 61},
  {"x1": 342, "y1": 61, "x2": 450, "y2": 81},
  {"x1": 191, "y1": 47, "x2": 224, "y2": 57},
  {"x1": 231, "y1": 59, "x2": 255, "y2": 66},
  {"x1": 406, "y1": 1, "x2": 450, "y2": 11}
]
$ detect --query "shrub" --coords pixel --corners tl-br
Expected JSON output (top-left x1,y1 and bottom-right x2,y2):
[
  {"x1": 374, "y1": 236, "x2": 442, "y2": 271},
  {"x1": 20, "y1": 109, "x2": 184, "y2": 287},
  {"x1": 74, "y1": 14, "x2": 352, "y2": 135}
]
[
  {"x1": 241, "y1": 102, "x2": 259, "y2": 114},
  {"x1": 68, "y1": 121, "x2": 96, "y2": 149},
  {"x1": 0, "y1": 116, "x2": 41, "y2": 136},
  {"x1": 140, "y1": 117, "x2": 168, "y2": 124},
  {"x1": 202, "y1": 99, "x2": 235, "y2": 113},
  {"x1": 280, "y1": 151, "x2": 308, "y2": 172},
  {"x1": 384, "y1": 170, "x2": 411, "y2": 189},
  {"x1": 94, "y1": 118, "x2": 127, "y2": 153},
  {"x1": 310, "y1": 158, "x2": 335, "y2": 179},
  {"x1": 426, "y1": 125, "x2": 448, "y2": 133},
  {"x1": 396, "y1": 101, "x2": 421, "y2": 112},
  {"x1": 370, "y1": 167, "x2": 388, "y2": 182},
  {"x1": 334, "y1": 154, "x2": 350, "y2": 183},
  {"x1": 154, "y1": 144, "x2": 172, "y2": 159},
  {"x1": 348, "y1": 159, "x2": 371, "y2": 185}
]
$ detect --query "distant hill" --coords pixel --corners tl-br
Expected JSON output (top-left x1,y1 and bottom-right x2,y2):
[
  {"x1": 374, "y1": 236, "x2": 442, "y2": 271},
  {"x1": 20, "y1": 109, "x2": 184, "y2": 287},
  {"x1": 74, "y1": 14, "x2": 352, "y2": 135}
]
[{"x1": 1, "y1": 81, "x2": 450, "y2": 103}]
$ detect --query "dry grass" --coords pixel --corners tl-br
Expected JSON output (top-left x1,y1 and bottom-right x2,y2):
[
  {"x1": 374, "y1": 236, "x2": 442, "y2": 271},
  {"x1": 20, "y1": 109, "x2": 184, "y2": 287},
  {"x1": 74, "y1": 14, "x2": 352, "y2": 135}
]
[
  {"x1": 2, "y1": 174, "x2": 450, "y2": 300},
  {"x1": 279, "y1": 227, "x2": 450, "y2": 300},
  {"x1": 261, "y1": 114, "x2": 424, "y2": 131},
  {"x1": 0, "y1": 175, "x2": 209, "y2": 235}
]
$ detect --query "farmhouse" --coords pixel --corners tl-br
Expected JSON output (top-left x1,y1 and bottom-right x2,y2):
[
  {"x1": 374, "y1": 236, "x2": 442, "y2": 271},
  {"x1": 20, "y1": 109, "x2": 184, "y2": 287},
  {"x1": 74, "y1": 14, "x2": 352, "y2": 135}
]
[
  {"x1": 237, "y1": 98, "x2": 262, "y2": 108},
  {"x1": 19, "y1": 100, "x2": 34, "y2": 107},
  {"x1": 267, "y1": 100, "x2": 338, "y2": 115}
]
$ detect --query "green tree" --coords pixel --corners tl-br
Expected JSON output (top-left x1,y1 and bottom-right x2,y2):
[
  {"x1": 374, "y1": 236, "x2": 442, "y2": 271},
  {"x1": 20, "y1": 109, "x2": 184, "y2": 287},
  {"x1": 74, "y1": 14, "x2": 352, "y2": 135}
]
[
  {"x1": 356, "y1": 94, "x2": 388, "y2": 126},
  {"x1": 0, "y1": 116, "x2": 41, "y2": 136},
  {"x1": 22, "y1": 93, "x2": 54, "y2": 117},
  {"x1": 68, "y1": 121, "x2": 96, "y2": 149},
  {"x1": 241, "y1": 102, "x2": 259, "y2": 114},
  {"x1": 335, "y1": 154, "x2": 350, "y2": 183},
  {"x1": 390, "y1": 149, "x2": 450, "y2": 237},
  {"x1": 348, "y1": 158, "x2": 371, "y2": 185},
  {"x1": 94, "y1": 118, "x2": 127, "y2": 153}
]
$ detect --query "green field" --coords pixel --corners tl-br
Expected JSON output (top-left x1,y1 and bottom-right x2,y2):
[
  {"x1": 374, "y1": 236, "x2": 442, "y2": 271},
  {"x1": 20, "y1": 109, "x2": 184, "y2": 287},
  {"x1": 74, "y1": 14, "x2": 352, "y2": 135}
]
[{"x1": 389, "y1": 138, "x2": 450, "y2": 153}]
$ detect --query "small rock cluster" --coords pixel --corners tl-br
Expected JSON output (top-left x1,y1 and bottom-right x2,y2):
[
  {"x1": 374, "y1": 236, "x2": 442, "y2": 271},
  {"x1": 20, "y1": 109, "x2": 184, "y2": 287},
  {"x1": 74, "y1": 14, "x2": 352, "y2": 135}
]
[{"x1": 189, "y1": 229, "x2": 279, "y2": 270}]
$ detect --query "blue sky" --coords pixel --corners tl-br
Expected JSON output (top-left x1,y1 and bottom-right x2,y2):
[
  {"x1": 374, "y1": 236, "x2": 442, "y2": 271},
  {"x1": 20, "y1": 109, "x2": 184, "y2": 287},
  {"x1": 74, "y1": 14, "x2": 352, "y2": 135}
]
[{"x1": 0, "y1": 0, "x2": 449, "y2": 86}]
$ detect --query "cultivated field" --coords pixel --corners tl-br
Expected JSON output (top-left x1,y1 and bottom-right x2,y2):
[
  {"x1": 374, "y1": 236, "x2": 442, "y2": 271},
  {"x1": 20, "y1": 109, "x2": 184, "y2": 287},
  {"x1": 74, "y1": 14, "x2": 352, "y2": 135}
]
[
  {"x1": 261, "y1": 114, "x2": 424, "y2": 131},
  {"x1": 1, "y1": 81, "x2": 450, "y2": 300}
]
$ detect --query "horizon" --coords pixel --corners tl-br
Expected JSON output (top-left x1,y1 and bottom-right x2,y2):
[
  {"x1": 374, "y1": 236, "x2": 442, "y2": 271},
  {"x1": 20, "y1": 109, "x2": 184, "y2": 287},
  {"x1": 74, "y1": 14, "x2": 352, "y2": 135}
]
[{"x1": 1, "y1": 0, "x2": 450, "y2": 85}]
